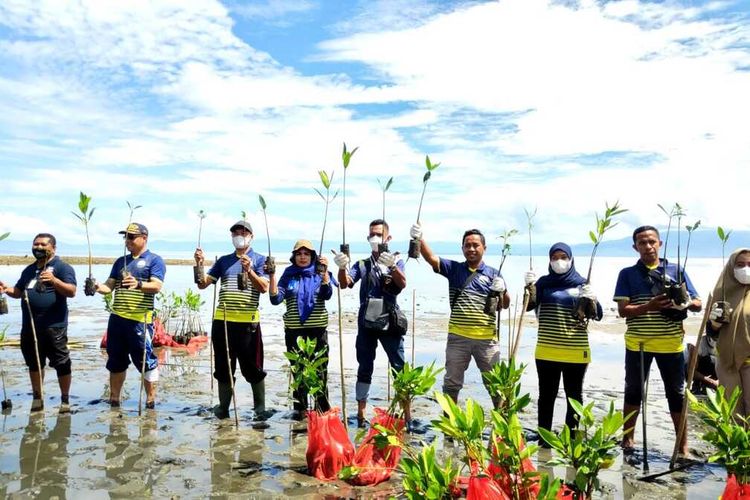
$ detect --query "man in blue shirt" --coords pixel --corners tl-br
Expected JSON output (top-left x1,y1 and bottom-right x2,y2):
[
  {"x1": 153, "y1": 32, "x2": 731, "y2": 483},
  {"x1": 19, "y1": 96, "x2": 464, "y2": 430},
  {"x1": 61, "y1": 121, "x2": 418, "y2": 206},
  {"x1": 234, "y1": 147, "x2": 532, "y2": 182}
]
[
  {"x1": 194, "y1": 220, "x2": 270, "y2": 419},
  {"x1": 95, "y1": 223, "x2": 165, "y2": 409},
  {"x1": 0, "y1": 233, "x2": 77, "y2": 412},
  {"x1": 335, "y1": 219, "x2": 406, "y2": 426}
]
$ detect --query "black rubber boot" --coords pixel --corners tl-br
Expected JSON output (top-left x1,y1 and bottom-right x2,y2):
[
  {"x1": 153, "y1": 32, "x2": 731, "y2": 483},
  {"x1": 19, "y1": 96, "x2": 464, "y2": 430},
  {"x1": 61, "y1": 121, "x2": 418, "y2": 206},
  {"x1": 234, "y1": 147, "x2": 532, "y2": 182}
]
[{"x1": 213, "y1": 382, "x2": 232, "y2": 419}]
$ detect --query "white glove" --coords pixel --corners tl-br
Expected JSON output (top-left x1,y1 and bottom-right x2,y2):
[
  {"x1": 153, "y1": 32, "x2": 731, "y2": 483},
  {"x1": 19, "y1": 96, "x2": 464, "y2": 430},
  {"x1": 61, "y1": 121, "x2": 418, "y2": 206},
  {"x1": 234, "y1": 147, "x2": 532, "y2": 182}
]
[
  {"x1": 377, "y1": 251, "x2": 397, "y2": 269},
  {"x1": 524, "y1": 271, "x2": 536, "y2": 286},
  {"x1": 410, "y1": 223, "x2": 423, "y2": 240},
  {"x1": 490, "y1": 277, "x2": 506, "y2": 293},
  {"x1": 333, "y1": 251, "x2": 350, "y2": 269},
  {"x1": 671, "y1": 300, "x2": 690, "y2": 311},
  {"x1": 580, "y1": 284, "x2": 596, "y2": 300},
  {"x1": 709, "y1": 303, "x2": 724, "y2": 321}
]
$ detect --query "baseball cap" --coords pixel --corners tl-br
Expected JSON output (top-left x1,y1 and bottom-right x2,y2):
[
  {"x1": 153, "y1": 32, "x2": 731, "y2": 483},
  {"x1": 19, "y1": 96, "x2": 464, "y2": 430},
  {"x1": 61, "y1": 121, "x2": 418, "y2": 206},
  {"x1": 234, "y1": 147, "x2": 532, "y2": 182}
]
[
  {"x1": 119, "y1": 223, "x2": 148, "y2": 236},
  {"x1": 230, "y1": 220, "x2": 253, "y2": 233}
]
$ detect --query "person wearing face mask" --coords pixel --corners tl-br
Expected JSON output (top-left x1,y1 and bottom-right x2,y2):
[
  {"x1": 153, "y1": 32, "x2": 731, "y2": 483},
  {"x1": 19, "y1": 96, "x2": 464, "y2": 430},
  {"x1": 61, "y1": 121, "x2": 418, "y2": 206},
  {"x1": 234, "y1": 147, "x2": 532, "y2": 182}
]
[
  {"x1": 269, "y1": 240, "x2": 336, "y2": 418},
  {"x1": 707, "y1": 248, "x2": 750, "y2": 416},
  {"x1": 194, "y1": 220, "x2": 270, "y2": 419},
  {"x1": 613, "y1": 225, "x2": 701, "y2": 456},
  {"x1": 96, "y1": 223, "x2": 165, "y2": 409},
  {"x1": 334, "y1": 219, "x2": 407, "y2": 427},
  {"x1": 524, "y1": 243, "x2": 602, "y2": 442},
  {"x1": 0, "y1": 233, "x2": 76, "y2": 413},
  {"x1": 410, "y1": 224, "x2": 510, "y2": 407}
]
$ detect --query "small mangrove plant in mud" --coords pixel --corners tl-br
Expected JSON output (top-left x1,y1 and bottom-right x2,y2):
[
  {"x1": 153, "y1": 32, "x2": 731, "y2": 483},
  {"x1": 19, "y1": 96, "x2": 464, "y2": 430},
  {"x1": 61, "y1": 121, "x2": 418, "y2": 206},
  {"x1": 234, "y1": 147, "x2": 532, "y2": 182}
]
[
  {"x1": 408, "y1": 155, "x2": 440, "y2": 259},
  {"x1": 574, "y1": 201, "x2": 627, "y2": 324},
  {"x1": 71, "y1": 192, "x2": 97, "y2": 296},
  {"x1": 193, "y1": 209, "x2": 207, "y2": 284},
  {"x1": 715, "y1": 226, "x2": 734, "y2": 324},
  {"x1": 339, "y1": 142, "x2": 358, "y2": 259},
  {"x1": 689, "y1": 387, "x2": 750, "y2": 497},
  {"x1": 482, "y1": 358, "x2": 530, "y2": 416},
  {"x1": 314, "y1": 169, "x2": 338, "y2": 274},
  {"x1": 377, "y1": 176, "x2": 394, "y2": 221},
  {"x1": 0, "y1": 232, "x2": 9, "y2": 315},
  {"x1": 284, "y1": 337, "x2": 329, "y2": 413},
  {"x1": 537, "y1": 400, "x2": 625, "y2": 500}
]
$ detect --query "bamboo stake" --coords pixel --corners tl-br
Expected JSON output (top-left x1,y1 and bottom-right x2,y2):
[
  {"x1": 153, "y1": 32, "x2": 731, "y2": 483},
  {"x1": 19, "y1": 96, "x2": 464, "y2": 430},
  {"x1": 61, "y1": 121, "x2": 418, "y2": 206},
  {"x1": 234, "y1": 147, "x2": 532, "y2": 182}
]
[
  {"x1": 23, "y1": 290, "x2": 44, "y2": 408},
  {"x1": 138, "y1": 312, "x2": 148, "y2": 416},
  {"x1": 670, "y1": 293, "x2": 712, "y2": 469},
  {"x1": 223, "y1": 304, "x2": 239, "y2": 429},
  {"x1": 411, "y1": 288, "x2": 416, "y2": 366},
  {"x1": 511, "y1": 289, "x2": 531, "y2": 361},
  {"x1": 210, "y1": 266, "x2": 218, "y2": 407},
  {"x1": 337, "y1": 287, "x2": 347, "y2": 427}
]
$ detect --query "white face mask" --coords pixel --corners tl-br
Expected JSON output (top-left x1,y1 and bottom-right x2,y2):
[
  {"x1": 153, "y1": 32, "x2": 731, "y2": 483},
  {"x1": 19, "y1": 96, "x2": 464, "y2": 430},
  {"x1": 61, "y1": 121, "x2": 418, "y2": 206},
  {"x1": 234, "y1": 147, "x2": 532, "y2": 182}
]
[
  {"x1": 368, "y1": 235, "x2": 383, "y2": 252},
  {"x1": 232, "y1": 235, "x2": 252, "y2": 250},
  {"x1": 550, "y1": 259, "x2": 571, "y2": 274},
  {"x1": 734, "y1": 266, "x2": 750, "y2": 285}
]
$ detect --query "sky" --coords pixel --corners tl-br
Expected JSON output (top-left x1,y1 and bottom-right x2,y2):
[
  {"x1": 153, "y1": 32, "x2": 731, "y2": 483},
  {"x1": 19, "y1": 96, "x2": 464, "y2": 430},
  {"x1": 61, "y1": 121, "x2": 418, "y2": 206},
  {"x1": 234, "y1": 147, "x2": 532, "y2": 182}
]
[{"x1": 0, "y1": 0, "x2": 748, "y2": 255}]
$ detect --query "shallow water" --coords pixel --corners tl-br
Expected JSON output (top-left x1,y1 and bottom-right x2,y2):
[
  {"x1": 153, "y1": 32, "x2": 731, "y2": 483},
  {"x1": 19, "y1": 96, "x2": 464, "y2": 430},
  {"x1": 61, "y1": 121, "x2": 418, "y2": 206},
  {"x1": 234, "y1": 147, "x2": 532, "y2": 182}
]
[{"x1": 0, "y1": 262, "x2": 731, "y2": 498}]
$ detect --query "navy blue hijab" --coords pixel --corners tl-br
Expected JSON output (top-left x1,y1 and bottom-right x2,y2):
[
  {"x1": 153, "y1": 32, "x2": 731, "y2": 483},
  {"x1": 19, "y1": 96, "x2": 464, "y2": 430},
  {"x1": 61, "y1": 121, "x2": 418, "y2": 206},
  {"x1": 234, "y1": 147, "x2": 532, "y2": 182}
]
[{"x1": 535, "y1": 242, "x2": 586, "y2": 289}]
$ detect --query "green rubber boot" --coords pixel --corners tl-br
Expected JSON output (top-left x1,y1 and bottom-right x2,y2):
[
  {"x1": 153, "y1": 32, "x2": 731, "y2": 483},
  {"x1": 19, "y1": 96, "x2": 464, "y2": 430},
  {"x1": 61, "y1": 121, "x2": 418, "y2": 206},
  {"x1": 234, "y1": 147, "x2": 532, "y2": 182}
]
[
  {"x1": 251, "y1": 380, "x2": 266, "y2": 417},
  {"x1": 213, "y1": 382, "x2": 232, "y2": 419}
]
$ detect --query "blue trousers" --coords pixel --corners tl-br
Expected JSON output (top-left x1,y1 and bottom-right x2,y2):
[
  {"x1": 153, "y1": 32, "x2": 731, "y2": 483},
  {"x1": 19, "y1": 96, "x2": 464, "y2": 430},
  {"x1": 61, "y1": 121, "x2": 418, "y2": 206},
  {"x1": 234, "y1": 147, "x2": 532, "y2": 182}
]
[{"x1": 355, "y1": 327, "x2": 405, "y2": 402}]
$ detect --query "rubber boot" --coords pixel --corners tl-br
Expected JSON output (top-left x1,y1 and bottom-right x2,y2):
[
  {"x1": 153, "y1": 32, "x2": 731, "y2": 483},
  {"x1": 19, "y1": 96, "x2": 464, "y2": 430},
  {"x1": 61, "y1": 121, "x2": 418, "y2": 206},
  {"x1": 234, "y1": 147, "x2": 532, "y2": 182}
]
[
  {"x1": 213, "y1": 382, "x2": 232, "y2": 419},
  {"x1": 251, "y1": 380, "x2": 266, "y2": 416}
]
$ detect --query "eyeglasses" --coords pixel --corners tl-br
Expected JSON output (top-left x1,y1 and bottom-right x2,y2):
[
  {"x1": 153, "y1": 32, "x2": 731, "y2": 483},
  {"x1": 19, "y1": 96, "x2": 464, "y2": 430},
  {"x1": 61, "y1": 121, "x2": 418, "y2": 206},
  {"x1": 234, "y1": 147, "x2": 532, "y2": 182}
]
[{"x1": 124, "y1": 234, "x2": 140, "y2": 241}]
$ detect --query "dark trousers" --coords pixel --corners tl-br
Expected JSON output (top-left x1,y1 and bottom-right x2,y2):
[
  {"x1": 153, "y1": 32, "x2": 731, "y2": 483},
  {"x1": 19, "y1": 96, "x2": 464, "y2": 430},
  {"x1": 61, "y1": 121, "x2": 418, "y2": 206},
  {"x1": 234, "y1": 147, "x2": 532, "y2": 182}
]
[
  {"x1": 211, "y1": 320, "x2": 266, "y2": 385},
  {"x1": 285, "y1": 327, "x2": 330, "y2": 412},
  {"x1": 536, "y1": 359, "x2": 588, "y2": 431},
  {"x1": 355, "y1": 327, "x2": 405, "y2": 401},
  {"x1": 624, "y1": 349, "x2": 684, "y2": 412}
]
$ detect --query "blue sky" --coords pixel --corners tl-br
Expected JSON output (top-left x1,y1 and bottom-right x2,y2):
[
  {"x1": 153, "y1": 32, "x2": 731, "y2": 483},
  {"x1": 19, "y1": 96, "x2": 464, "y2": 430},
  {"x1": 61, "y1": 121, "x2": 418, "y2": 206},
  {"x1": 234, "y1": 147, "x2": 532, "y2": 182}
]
[{"x1": 0, "y1": 0, "x2": 749, "y2": 255}]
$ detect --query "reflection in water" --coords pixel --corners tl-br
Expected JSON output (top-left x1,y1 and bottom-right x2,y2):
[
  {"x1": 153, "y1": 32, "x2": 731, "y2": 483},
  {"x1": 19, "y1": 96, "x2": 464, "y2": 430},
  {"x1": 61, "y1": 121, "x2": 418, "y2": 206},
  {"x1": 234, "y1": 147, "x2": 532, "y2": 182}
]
[
  {"x1": 104, "y1": 414, "x2": 158, "y2": 498},
  {"x1": 211, "y1": 425, "x2": 266, "y2": 496},
  {"x1": 19, "y1": 412, "x2": 71, "y2": 499}
]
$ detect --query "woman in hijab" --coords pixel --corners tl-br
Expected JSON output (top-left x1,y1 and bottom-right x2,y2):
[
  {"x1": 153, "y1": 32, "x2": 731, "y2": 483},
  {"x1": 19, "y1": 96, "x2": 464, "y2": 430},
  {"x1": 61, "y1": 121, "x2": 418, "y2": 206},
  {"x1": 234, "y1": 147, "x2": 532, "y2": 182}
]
[
  {"x1": 525, "y1": 242, "x2": 603, "y2": 439},
  {"x1": 269, "y1": 240, "x2": 337, "y2": 416},
  {"x1": 708, "y1": 248, "x2": 750, "y2": 415}
]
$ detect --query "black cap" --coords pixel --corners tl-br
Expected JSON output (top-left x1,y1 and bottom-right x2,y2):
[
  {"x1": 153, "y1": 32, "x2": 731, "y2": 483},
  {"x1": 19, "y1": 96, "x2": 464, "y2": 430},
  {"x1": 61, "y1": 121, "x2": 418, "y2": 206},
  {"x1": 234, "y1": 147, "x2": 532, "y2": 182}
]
[{"x1": 119, "y1": 222, "x2": 148, "y2": 236}]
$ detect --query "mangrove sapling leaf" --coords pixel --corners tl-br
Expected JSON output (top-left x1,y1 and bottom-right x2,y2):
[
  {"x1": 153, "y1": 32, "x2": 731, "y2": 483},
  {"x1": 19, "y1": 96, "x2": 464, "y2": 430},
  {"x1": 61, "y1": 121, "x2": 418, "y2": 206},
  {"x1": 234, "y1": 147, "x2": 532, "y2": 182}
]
[
  {"x1": 284, "y1": 337, "x2": 329, "y2": 412},
  {"x1": 523, "y1": 207, "x2": 538, "y2": 272},
  {"x1": 432, "y1": 393, "x2": 488, "y2": 467},
  {"x1": 258, "y1": 195, "x2": 273, "y2": 260},
  {"x1": 585, "y1": 200, "x2": 627, "y2": 284},
  {"x1": 537, "y1": 400, "x2": 624, "y2": 499},
  {"x1": 315, "y1": 170, "x2": 337, "y2": 257},
  {"x1": 121, "y1": 200, "x2": 142, "y2": 277},
  {"x1": 72, "y1": 192, "x2": 96, "y2": 281},
  {"x1": 482, "y1": 358, "x2": 530, "y2": 417},
  {"x1": 400, "y1": 443, "x2": 460, "y2": 500},
  {"x1": 377, "y1": 176, "x2": 394, "y2": 221},
  {"x1": 496, "y1": 228, "x2": 519, "y2": 273},
  {"x1": 489, "y1": 410, "x2": 546, "y2": 499},
  {"x1": 340, "y1": 143, "x2": 358, "y2": 255},
  {"x1": 409, "y1": 156, "x2": 440, "y2": 259},
  {"x1": 683, "y1": 220, "x2": 701, "y2": 274},
  {"x1": 0, "y1": 232, "x2": 9, "y2": 242},
  {"x1": 388, "y1": 362, "x2": 442, "y2": 418}
]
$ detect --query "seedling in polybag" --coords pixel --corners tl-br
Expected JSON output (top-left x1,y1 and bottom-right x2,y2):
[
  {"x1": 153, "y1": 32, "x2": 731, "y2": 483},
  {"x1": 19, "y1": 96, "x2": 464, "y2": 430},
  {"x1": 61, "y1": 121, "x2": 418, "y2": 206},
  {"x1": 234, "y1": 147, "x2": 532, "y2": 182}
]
[
  {"x1": 408, "y1": 155, "x2": 440, "y2": 259},
  {"x1": 72, "y1": 192, "x2": 98, "y2": 295}
]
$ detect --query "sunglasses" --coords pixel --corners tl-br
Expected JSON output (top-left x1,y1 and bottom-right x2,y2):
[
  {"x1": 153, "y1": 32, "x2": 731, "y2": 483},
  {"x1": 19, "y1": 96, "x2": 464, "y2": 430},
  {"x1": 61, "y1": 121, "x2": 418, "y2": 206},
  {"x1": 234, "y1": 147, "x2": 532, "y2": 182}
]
[{"x1": 124, "y1": 234, "x2": 141, "y2": 241}]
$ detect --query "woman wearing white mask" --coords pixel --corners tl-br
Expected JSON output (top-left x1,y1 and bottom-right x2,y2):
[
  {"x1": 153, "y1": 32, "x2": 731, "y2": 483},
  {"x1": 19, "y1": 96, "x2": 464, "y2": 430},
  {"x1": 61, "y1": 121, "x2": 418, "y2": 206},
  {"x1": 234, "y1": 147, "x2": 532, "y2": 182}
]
[
  {"x1": 709, "y1": 248, "x2": 750, "y2": 416},
  {"x1": 525, "y1": 242, "x2": 602, "y2": 442}
]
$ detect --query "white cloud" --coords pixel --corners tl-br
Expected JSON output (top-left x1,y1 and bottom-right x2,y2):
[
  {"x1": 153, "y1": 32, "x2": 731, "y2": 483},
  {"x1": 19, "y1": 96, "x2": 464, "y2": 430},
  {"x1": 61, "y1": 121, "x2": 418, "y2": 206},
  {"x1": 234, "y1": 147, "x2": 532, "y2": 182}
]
[{"x1": 228, "y1": 0, "x2": 317, "y2": 20}]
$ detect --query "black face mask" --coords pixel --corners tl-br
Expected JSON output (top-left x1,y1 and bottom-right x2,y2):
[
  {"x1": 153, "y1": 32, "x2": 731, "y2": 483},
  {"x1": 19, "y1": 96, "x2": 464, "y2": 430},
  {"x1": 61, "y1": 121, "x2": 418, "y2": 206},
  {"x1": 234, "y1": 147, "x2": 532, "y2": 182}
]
[{"x1": 32, "y1": 248, "x2": 48, "y2": 260}]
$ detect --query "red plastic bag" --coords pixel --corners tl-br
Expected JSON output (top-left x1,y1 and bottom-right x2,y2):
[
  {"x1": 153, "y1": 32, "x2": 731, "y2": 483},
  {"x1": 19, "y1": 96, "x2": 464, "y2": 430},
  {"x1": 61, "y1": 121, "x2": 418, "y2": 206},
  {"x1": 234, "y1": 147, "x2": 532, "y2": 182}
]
[
  {"x1": 723, "y1": 474, "x2": 750, "y2": 499},
  {"x1": 488, "y1": 437, "x2": 540, "y2": 499},
  {"x1": 347, "y1": 408, "x2": 405, "y2": 486},
  {"x1": 306, "y1": 408, "x2": 355, "y2": 481},
  {"x1": 558, "y1": 484, "x2": 581, "y2": 499},
  {"x1": 467, "y1": 462, "x2": 512, "y2": 500}
]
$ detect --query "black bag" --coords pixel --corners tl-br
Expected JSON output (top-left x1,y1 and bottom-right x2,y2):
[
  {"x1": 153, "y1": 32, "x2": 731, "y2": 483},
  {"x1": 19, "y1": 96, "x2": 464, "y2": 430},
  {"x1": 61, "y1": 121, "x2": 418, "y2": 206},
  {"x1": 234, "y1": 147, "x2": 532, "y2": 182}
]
[{"x1": 388, "y1": 307, "x2": 408, "y2": 336}]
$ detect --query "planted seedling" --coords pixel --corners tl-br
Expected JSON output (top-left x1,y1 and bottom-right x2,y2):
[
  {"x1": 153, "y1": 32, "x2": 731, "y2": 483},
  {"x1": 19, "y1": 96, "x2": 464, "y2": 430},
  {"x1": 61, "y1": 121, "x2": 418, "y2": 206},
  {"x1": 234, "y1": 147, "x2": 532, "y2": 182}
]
[
  {"x1": 537, "y1": 400, "x2": 625, "y2": 499},
  {"x1": 574, "y1": 201, "x2": 627, "y2": 324},
  {"x1": 408, "y1": 155, "x2": 440, "y2": 259},
  {"x1": 0, "y1": 232, "x2": 9, "y2": 314},
  {"x1": 193, "y1": 210, "x2": 207, "y2": 284},
  {"x1": 339, "y1": 143, "x2": 358, "y2": 260},
  {"x1": 484, "y1": 229, "x2": 517, "y2": 315},
  {"x1": 237, "y1": 210, "x2": 250, "y2": 291},
  {"x1": 121, "y1": 201, "x2": 142, "y2": 280},
  {"x1": 716, "y1": 226, "x2": 734, "y2": 324},
  {"x1": 689, "y1": 387, "x2": 750, "y2": 486},
  {"x1": 377, "y1": 177, "x2": 394, "y2": 221},
  {"x1": 284, "y1": 336, "x2": 329, "y2": 412},
  {"x1": 258, "y1": 195, "x2": 275, "y2": 276},
  {"x1": 388, "y1": 362, "x2": 442, "y2": 421},
  {"x1": 482, "y1": 358, "x2": 530, "y2": 417},
  {"x1": 0, "y1": 325, "x2": 10, "y2": 410},
  {"x1": 400, "y1": 443, "x2": 460, "y2": 499},
  {"x1": 71, "y1": 192, "x2": 98, "y2": 295},
  {"x1": 315, "y1": 170, "x2": 339, "y2": 274}
]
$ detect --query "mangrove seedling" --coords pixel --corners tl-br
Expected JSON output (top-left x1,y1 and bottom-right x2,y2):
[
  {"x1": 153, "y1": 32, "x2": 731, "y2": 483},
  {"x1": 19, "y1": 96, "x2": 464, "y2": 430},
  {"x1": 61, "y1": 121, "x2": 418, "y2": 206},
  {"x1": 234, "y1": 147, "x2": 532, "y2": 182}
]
[
  {"x1": 236, "y1": 210, "x2": 250, "y2": 290},
  {"x1": 482, "y1": 358, "x2": 531, "y2": 417},
  {"x1": 284, "y1": 336, "x2": 329, "y2": 412},
  {"x1": 683, "y1": 220, "x2": 701, "y2": 274},
  {"x1": 400, "y1": 443, "x2": 460, "y2": 500},
  {"x1": 716, "y1": 226, "x2": 734, "y2": 324},
  {"x1": 193, "y1": 209, "x2": 207, "y2": 284},
  {"x1": 339, "y1": 142, "x2": 358, "y2": 259},
  {"x1": 689, "y1": 387, "x2": 750, "y2": 486},
  {"x1": 388, "y1": 362, "x2": 442, "y2": 421},
  {"x1": 523, "y1": 207, "x2": 537, "y2": 274},
  {"x1": 484, "y1": 229, "x2": 518, "y2": 315},
  {"x1": 537, "y1": 400, "x2": 624, "y2": 499},
  {"x1": 72, "y1": 192, "x2": 97, "y2": 295},
  {"x1": 258, "y1": 195, "x2": 275, "y2": 276},
  {"x1": 489, "y1": 410, "x2": 546, "y2": 500},
  {"x1": 315, "y1": 170, "x2": 338, "y2": 274},
  {"x1": 121, "y1": 201, "x2": 142, "y2": 279},
  {"x1": 574, "y1": 201, "x2": 627, "y2": 324},
  {"x1": 433, "y1": 393, "x2": 489, "y2": 467},
  {"x1": 377, "y1": 176, "x2": 394, "y2": 221},
  {"x1": 408, "y1": 155, "x2": 440, "y2": 259},
  {"x1": 656, "y1": 203, "x2": 689, "y2": 305},
  {"x1": 0, "y1": 232, "x2": 9, "y2": 315}
]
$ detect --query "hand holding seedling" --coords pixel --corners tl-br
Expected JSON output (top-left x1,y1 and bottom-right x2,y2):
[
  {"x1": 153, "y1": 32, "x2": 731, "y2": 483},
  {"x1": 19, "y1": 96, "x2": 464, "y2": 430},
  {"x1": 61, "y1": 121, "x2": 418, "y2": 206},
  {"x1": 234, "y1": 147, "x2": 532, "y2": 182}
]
[
  {"x1": 121, "y1": 274, "x2": 138, "y2": 289},
  {"x1": 646, "y1": 293, "x2": 673, "y2": 312},
  {"x1": 524, "y1": 271, "x2": 536, "y2": 286},
  {"x1": 377, "y1": 251, "x2": 398, "y2": 269},
  {"x1": 409, "y1": 223, "x2": 422, "y2": 241},
  {"x1": 194, "y1": 248, "x2": 205, "y2": 266},
  {"x1": 239, "y1": 255, "x2": 253, "y2": 273},
  {"x1": 263, "y1": 259, "x2": 276, "y2": 275},
  {"x1": 39, "y1": 268, "x2": 55, "y2": 284},
  {"x1": 332, "y1": 250, "x2": 349, "y2": 269},
  {"x1": 317, "y1": 255, "x2": 329, "y2": 278}
]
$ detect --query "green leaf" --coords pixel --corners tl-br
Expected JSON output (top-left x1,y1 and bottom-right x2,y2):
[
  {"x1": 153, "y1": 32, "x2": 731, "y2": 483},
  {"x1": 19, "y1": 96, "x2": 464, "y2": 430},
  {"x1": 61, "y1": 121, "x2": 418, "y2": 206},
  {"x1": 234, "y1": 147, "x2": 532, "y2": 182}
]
[
  {"x1": 589, "y1": 230, "x2": 597, "y2": 244},
  {"x1": 258, "y1": 195, "x2": 267, "y2": 210},
  {"x1": 318, "y1": 170, "x2": 331, "y2": 189},
  {"x1": 423, "y1": 171, "x2": 431, "y2": 183},
  {"x1": 0, "y1": 232, "x2": 9, "y2": 242},
  {"x1": 385, "y1": 176, "x2": 393, "y2": 191}
]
